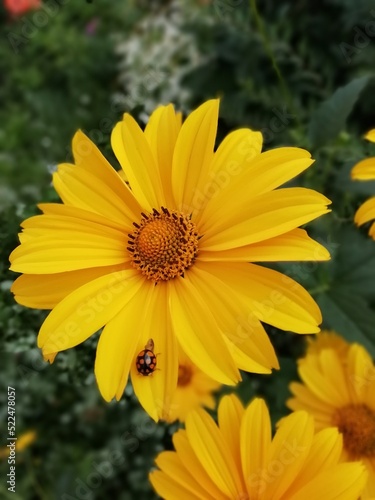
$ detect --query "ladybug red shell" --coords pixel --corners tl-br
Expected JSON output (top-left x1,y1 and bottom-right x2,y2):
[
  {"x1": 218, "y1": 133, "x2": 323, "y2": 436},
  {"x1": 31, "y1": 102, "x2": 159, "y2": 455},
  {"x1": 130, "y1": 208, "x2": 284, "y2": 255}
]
[{"x1": 136, "y1": 338, "x2": 157, "y2": 376}]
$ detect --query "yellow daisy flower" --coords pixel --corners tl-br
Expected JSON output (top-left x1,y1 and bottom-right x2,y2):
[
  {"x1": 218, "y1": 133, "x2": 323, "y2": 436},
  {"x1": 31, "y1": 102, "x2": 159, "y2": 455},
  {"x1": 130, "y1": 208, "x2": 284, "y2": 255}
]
[
  {"x1": 305, "y1": 329, "x2": 350, "y2": 357},
  {"x1": 351, "y1": 129, "x2": 375, "y2": 239},
  {"x1": 288, "y1": 340, "x2": 375, "y2": 498},
  {"x1": 10, "y1": 100, "x2": 331, "y2": 421},
  {"x1": 163, "y1": 346, "x2": 220, "y2": 423},
  {"x1": 150, "y1": 395, "x2": 367, "y2": 499}
]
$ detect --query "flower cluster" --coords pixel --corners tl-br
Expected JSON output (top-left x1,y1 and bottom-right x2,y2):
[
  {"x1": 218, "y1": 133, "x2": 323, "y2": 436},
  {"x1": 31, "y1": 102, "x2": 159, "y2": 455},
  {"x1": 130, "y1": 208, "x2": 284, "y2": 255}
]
[
  {"x1": 351, "y1": 129, "x2": 375, "y2": 240},
  {"x1": 288, "y1": 331, "x2": 375, "y2": 498},
  {"x1": 8, "y1": 100, "x2": 375, "y2": 499}
]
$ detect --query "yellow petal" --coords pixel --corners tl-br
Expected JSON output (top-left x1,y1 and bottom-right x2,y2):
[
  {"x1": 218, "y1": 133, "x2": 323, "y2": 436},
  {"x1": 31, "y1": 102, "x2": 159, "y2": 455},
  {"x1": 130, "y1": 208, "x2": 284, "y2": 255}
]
[
  {"x1": 111, "y1": 114, "x2": 164, "y2": 210},
  {"x1": 71, "y1": 130, "x2": 142, "y2": 219},
  {"x1": 11, "y1": 265, "x2": 126, "y2": 309},
  {"x1": 9, "y1": 233, "x2": 129, "y2": 274},
  {"x1": 298, "y1": 353, "x2": 348, "y2": 407},
  {"x1": 194, "y1": 128, "x2": 262, "y2": 224},
  {"x1": 144, "y1": 104, "x2": 182, "y2": 208},
  {"x1": 190, "y1": 263, "x2": 279, "y2": 372},
  {"x1": 149, "y1": 470, "x2": 201, "y2": 500},
  {"x1": 288, "y1": 462, "x2": 368, "y2": 500},
  {"x1": 186, "y1": 408, "x2": 245, "y2": 498},
  {"x1": 169, "y1": 277, "x2": 240, "y2": 385},
  {"x1": 172, "y1": 430, "x2": 228, "y2": 500},
  {"x1": 172, "y1": 99, "x2": 218, "y2": 214},
  {"x1": 131, "y1": 284, "x2": 179, "y2": 422},
  {"x1": 53, "y1": 163, "x2": 138, "y2": 225},
  {"x1": 218, "y1": 395, "x2": 245, "y2": 475},
  {"x1": 285, "y1": 428, "x2": 342, "y2": 497},
  {"x1": 155, "y1": 451, "x2": 217, "y2": 499},
  {"x1": 199, "y1": 228, "x2": 330, "y2": 262},
  {"x1": 264, "y1": 411, "x2": 313, "y2": 499},
  {"x1": 320, "y1": 349, "x2": 351, "y2": 404},
  {"x1": 362, "y1": 458, "x2": 375, "y2": 498},
  {"x1": 43, "y1": 351, "x2": 57, "y2": 364},
  {"x1": 347, "y1": 344, "x2": 375, "y2": 403},
  {"x1": 201, "y1": 148, "x2": 315, "y2": 228},
  {"x1": 201, "y1": 261, "x2": 322, "y2": 334},
  {"x1": 288, "y1": 382, "x2": 335, "y2": 416},
  {"x1": 38, "y1": 270, "x2": 142, "y2": 354},
  {"x1": 95, "y1": 280, "x2": 153, "y2": 402},
  {"x1": 240, "y1": 398, "x2": 272, "y2": 499},
  {"x1": 369, "y1": 221, "x2": 375, "y2": 240},
  {"x1": 38, "y1": 203, "x2": 128, "y2": 232},
  {"x1": 351, "y1": 158, "x2": 375, "y2": 180},
  {"x1": 354, "y1": 197, "x2": 375, "y2": 226},
  {"x1": 365, "y1": 129, "x2": 375, "y2": 142},
  {"x1": 21, "y1": 213, "x2": 128, "y2": 240},
  {"x1": 201, "y1": 188, "x2": 331, "y2": 251}
]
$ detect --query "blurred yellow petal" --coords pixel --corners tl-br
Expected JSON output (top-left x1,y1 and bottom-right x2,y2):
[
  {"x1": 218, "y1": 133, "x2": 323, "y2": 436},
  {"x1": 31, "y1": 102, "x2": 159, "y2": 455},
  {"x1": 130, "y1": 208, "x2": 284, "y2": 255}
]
[
  {"x1": 218, "y1": 395, "x2": 245, "y2": 474},
  {"x1": 172, "y1": 430, "x2": 228, "y2": 500},
  {"x1": 286, "y1": 428, "x2": 342, "y2": 496},
  {"x1": 264, "y1": 411, "x2": 313, "y2": 499},
  {"x1": 186, "y1": 408, "x2": 245, "y2": 498},
  {"x1": 149, "y1": 470, "x2": 202, "y2": 500},
  {"x1": 288, "y1": 462, "x2": 368, "y2": 500},
  {"x1": 351, "y1": 158, "x2": 375, "y2": 180},
  {"x1": 155, "y1": 451, "x2": 217, "y2": 499},
  {"x1": 354, "y1": 196, "x2": 375, "y2": 226},
  {"x1": 365, "y1": 129, "x2": 375, "y2": 142},
  {"x1": 241, "y1": 398, "x2": 271, "y2": 499}
]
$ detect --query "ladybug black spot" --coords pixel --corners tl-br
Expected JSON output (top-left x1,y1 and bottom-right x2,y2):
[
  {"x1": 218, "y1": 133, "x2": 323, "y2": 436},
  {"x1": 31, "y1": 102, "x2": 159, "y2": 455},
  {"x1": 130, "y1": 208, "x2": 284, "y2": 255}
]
[{"x1": 136, "y1": 348, "x2": 157, "y2": 376}]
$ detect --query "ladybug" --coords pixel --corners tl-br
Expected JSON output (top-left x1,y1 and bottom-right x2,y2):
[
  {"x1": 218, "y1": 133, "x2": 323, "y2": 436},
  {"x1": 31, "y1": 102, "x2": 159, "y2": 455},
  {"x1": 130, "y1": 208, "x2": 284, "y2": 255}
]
[{"x1": 136, "y1": 338, "x2": 157, "y2": 376}]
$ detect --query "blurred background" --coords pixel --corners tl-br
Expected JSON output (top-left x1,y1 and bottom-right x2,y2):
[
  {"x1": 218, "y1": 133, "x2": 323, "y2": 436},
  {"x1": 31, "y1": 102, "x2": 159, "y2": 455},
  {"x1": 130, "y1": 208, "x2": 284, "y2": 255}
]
[{"x1": 1, "y1": 0, "x2": 375, "y2": 498}]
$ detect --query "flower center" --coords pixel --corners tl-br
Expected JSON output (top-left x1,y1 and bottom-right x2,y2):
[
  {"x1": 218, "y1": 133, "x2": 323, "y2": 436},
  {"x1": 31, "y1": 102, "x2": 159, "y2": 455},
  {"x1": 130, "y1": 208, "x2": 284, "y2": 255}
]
[
  {"x1": 178, "y1": 365, "x2": 193, "y2": 387},
  {"x1": 332, "y1": 403, "x2": 375, "y2": 458},
  {"x1": 128, "y1": 207, "x2": 199, "y2": 282}
]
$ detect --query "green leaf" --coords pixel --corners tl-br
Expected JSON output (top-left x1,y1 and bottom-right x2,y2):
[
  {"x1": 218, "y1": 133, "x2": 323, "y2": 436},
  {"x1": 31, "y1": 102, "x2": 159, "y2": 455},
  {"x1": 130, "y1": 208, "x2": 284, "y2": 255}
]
[
  {"x1": 308, "y1": 76, "x2": 370, "y2": 148},
  {"x1": 317, "y1": 289, "x2": 375, "y2": 357},
  {"x1": 331, "y1": 226, "x2": 375, "y2": 300}
]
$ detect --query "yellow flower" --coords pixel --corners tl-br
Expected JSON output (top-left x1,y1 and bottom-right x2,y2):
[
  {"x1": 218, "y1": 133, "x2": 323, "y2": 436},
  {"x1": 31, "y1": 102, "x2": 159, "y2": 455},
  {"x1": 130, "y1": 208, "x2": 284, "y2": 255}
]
[
  {"x1": 163, "y1": 346, "x2": 220, "y2": 423},
  {"x1": 10, "y1": 100, "x2": 331, "y2": 421},
  {"x1": 150, "y1": 395, "x2": 367, "y2": 499},
  {"x1": 351, "y1": 129, "x2": 375, "y2": 239},
  {"x1": 305, "y1": 329, "x2": 350, "y2": 357},
  {"x1": 288, "y1": 339, "x2": 375, "y2": 498},
  {"x1": 0, "y1": 431, "x2": 36, "y2": 459}
]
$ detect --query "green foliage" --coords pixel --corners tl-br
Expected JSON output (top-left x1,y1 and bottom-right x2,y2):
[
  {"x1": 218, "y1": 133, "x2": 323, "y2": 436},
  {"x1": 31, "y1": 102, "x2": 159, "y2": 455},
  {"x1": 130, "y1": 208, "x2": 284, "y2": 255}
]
[
  {"x1": 308, "y1": 77, "x2": 371, "y2": 148},
  {"x1": 2, "y1": 0, "x2": 375, "y2": 498}
]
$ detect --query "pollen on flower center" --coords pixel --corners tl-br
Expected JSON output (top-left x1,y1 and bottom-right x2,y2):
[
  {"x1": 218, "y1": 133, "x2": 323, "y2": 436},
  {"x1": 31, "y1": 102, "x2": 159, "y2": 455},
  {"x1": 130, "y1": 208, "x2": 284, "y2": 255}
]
[
  {"x1": 127, "y1": 207, "x2": 199, "y2": 282},
  {"x1": 178, "y1": 365, "x2": 193, "y2": 387},
  {"x1": 332, "y1": 403, "x2": 375, "y2": 458}
]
